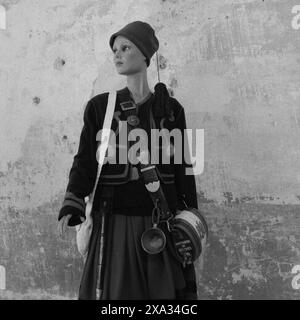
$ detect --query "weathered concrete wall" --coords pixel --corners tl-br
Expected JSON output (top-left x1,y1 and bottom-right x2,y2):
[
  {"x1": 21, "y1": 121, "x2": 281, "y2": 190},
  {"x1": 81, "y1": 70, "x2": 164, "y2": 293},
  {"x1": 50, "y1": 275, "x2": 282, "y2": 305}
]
[{"x1": 0, "y1": 0, "x2": 299, "y2": 299}]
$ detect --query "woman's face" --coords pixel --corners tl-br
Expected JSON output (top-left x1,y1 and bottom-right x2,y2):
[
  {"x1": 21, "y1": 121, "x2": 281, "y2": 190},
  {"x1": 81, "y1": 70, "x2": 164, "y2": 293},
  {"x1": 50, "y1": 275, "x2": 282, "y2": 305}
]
[{"x1": 112, "y1": 36, "x2": 147, "y2": 75}]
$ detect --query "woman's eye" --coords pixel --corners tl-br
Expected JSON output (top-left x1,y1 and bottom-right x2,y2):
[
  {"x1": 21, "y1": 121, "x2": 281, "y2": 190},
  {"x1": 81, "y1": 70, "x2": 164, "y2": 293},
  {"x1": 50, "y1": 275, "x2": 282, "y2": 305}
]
[{"x1": 113, "y1": 45, "x2": 130, "y2": 54}]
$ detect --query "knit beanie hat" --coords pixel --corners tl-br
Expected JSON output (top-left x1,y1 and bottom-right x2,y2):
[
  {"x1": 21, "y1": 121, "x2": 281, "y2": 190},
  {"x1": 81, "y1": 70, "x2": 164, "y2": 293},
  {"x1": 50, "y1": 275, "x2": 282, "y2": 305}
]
[{"x1": 109, "y1": 21, "x2": 159, "y2": 67}]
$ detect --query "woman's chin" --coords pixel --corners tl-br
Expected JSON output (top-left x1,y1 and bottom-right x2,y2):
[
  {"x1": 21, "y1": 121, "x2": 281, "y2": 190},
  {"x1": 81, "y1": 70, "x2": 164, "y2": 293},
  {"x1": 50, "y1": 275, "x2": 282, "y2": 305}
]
[
  {"x1": 115, "y1": 67, "x2": 127, "y2": 75},
  {"x1": 117, "y1": 70, "x2": 127, "y2": 75},
  {"x1": 115, "y1": 64, "x2": 143, "y2": 76}
]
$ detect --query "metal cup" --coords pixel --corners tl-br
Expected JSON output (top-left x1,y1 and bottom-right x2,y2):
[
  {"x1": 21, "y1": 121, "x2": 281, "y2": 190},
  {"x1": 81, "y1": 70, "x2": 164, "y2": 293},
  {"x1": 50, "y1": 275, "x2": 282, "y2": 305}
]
[
  {"x1": 141, "y1": 200, "x2": 167, "y2": 254},
  {"x1": 141, "y1": 224, "x2": 166, "y2": 254}
]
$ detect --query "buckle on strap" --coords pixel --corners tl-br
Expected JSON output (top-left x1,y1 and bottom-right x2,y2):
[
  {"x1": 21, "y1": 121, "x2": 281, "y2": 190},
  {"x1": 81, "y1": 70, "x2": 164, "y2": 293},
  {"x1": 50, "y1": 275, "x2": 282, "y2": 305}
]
[
  {"x1": 160, "y1": 213, "x2": 174, "y2": 232},
  {"x1": 120, "y1": 101, "x2": 140, "y2": 127},
  {"x1": 120, "y1": 101, "x2": 136, "y2": 111},
  {"x1": 153, "y1": 199, "x2": 174, "y2": 231}
]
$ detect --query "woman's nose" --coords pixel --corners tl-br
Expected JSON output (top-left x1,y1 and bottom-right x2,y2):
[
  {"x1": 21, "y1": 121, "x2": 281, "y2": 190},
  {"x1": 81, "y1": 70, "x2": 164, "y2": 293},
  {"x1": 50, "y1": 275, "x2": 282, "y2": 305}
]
[{"x1": 114, "y1": 49, "x2": 121, "y2": 59}]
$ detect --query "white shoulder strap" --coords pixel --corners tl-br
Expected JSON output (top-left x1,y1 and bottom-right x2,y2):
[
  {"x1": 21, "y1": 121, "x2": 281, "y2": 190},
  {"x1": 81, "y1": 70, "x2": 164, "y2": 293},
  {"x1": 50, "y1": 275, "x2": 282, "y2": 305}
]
[
  {"x1": 95, "y1": 91, "x2": 117, "y2": 176},
  {"x1": 85, "y1": 91, "x2": 117, "y2": 215}
]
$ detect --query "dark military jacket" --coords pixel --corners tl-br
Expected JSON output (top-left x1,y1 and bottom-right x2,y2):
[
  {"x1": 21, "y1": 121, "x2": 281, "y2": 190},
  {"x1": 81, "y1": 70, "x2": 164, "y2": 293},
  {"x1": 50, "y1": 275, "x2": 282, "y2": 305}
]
[{"x1": 58, "y1": 87, "x2": 198, "y2": 226}]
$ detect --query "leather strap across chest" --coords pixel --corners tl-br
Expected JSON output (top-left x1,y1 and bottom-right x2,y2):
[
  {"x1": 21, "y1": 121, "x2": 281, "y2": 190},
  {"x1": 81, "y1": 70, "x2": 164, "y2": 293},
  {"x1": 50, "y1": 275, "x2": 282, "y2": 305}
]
[{"x1": 119, "y1": 93, "x2": 173, "y2": 221}]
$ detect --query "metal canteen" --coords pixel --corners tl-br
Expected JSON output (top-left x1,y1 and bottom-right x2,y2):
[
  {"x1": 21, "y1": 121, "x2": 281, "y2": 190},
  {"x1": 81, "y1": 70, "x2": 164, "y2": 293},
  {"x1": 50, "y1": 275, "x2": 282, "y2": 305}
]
[{"x1": 172, "y1": 207, "x2": 208, "y2": 262}]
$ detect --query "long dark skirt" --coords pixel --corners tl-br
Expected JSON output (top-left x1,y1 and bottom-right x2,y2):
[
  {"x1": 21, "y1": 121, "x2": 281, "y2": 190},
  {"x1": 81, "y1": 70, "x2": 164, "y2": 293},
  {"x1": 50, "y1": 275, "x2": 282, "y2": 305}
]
[{"x1": 78, "y1": 205, "x2": 198, "y2": 300}]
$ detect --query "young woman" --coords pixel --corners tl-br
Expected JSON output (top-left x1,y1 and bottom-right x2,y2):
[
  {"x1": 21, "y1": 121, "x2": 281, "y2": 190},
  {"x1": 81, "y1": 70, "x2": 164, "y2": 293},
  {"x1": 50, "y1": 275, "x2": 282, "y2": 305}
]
[{"x1": 58, "y1": 21, "x2": 199, "y2": 300}]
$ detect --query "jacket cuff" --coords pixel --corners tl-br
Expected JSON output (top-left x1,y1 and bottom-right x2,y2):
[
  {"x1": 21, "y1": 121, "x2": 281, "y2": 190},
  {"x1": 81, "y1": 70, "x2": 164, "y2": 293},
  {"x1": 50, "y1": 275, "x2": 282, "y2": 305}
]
[{"x1": 58, "y1": 192, "x2": 86, "y2": 226}]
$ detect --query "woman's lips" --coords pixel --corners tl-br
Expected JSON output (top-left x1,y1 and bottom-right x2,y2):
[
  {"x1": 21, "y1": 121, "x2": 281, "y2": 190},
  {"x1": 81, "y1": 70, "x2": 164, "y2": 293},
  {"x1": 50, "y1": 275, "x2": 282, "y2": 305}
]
[{"x1": 116, "y1": 62, "x2": 123, "y2": 66}]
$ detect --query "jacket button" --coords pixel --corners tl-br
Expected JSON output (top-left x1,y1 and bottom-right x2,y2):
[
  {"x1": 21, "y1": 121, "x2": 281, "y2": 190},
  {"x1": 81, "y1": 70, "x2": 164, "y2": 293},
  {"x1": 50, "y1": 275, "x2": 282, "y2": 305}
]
[{"x1": 127, "y1": 115, "x2": 140, "y2": 126}]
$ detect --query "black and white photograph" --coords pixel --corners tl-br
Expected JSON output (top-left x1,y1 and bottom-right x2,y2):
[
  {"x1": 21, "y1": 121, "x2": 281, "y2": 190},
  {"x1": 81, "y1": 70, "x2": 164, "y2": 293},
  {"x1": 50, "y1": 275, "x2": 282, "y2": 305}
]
[{"x1": 0, "y1": 0, "x2": 300, "y2": 305}]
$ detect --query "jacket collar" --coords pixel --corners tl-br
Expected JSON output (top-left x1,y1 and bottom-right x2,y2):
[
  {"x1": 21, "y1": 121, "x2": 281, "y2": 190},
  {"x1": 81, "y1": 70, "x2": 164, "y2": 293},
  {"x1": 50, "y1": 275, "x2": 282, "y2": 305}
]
[
  {"x1": 117, "y1": 86, "x2": 131, "y2": 103},
  {"x1": 117, "y1": 86, "x2": 154, "y2": 106}
]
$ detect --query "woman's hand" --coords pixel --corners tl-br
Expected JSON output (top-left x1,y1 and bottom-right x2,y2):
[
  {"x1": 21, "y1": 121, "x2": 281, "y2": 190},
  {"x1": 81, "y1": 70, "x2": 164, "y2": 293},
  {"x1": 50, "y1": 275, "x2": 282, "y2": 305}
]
[{"x1": 58, "y1": 214, "x2": 85, "y2": 238}]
